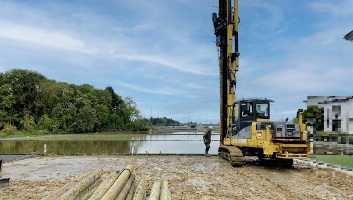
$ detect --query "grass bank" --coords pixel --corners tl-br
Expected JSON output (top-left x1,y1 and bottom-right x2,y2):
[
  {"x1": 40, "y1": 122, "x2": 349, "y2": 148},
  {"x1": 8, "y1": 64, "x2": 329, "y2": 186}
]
[
  {"x1": 0, "y1": 131, "x2": 151, "y2": 141},
  {"x1": 311, "y1": 155, "x2": 353, "y2": 169},
  {"x1": 315, "y1": 131, "x2": 349, "y2": 135}
]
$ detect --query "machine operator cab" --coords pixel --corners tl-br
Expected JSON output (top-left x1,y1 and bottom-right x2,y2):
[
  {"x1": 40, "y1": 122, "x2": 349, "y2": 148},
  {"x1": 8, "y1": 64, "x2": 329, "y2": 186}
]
[{"x1": 230, "y1": 98, "x2": 273, "y2": 137}]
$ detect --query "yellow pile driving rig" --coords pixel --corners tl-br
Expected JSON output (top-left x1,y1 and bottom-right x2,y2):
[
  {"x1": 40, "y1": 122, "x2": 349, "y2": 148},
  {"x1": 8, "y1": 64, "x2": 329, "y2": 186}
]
[{"x1": 212, "y1": 0, "x2": 310, "y2": 167}]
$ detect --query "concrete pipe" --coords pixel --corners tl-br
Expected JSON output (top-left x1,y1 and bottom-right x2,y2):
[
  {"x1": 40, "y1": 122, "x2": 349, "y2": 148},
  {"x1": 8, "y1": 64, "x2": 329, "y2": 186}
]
[{"x1": 101, "y1": 165, "x2": 133, "y2": 200}]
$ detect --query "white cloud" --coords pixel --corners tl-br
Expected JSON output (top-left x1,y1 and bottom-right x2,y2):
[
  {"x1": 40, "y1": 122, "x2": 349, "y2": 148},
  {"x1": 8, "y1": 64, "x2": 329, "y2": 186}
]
[
  {"x1": 258, "y1": 65, "x2": 346, "y2": 93},
  {"x1": 111, "y1": 80, "x2": 183, "y2": 96},
  {"x1": 309, "y1": 1, "x2": 353, "y2": 17},
  {"x1": 299, "y1": 27, "x2": 352, "y2": 48},
  {"x1": 0, "y1": 33, "x2": 212, "y2": 78},
  {"x1": 0, "y1": 11, "x2": 217, "y2": 76},
  {"x1": 113, "y1": 23, "x2": 152, "y2": 33},
  {"x1": 0, "y1": 20, "x2": 94, "y2": 54},
  {"x1": 240, "y1": 1, "x2": 286, "y2": 38},
  {"x1": 185, "y1": 83, "x2": 204, "y2": 90},
  {"x1": 112, "y1": 52, "x2": 215, "y2": 76}
]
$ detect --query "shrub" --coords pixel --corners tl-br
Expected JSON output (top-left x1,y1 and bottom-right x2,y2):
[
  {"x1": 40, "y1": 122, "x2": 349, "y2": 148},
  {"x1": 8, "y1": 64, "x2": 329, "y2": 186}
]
[
  {"x1": 37, "y1": 114, "x2": 53, "y2": 132},
  {"x1": 3, "y1": 124, "x2": 17, "y2": 134},
  {"x1": 20, "y1": 115, "x2": 37, "y2": 133}
]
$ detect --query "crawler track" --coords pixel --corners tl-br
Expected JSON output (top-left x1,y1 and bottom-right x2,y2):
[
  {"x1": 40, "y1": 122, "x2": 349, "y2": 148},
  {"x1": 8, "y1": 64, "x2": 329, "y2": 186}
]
[{"x1": 218, "y1": 145, "x2": 244, "y2": 167}]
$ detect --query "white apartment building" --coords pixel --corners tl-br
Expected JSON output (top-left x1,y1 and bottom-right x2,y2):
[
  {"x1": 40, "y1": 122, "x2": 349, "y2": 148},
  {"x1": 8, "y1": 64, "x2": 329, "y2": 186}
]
[{"x1": 304, "y1": 96, "x2": 353, "y2": 134}]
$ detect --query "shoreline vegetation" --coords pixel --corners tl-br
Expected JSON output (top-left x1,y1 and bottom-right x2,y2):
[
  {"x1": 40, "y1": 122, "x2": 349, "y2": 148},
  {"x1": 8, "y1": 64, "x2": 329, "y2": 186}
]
[
  {"x1": 0, "y1": 125, "x2": 211, "y2": 139},
  {"x1": 0, "y1": 69, "x2": 183, "y2": 136}
]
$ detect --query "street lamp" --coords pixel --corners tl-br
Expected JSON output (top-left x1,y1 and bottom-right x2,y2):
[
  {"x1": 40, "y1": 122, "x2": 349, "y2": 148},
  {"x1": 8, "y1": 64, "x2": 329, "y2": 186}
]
[{"x1": 344, "y1": 30, "x2": 353, "y2": 41}]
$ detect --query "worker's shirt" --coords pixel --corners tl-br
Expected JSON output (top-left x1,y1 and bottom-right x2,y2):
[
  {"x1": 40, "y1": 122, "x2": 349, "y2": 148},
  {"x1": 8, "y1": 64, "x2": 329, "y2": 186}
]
[{"x1": 203, "y1": 130, "x2": 211, "y2": 144}]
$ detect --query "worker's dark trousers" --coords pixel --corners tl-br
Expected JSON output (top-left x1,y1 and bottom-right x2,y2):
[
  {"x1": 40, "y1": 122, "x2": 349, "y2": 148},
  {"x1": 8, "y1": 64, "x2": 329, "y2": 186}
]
[{"x1": 205, "y1": 143, "x2": 210, "y2": 152}]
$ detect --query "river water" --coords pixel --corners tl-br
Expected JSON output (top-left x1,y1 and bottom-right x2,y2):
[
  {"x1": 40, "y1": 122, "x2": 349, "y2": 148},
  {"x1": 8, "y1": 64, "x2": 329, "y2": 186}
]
[{"x1": 0, "y1": 132, "x2": 220, "y2": 155}]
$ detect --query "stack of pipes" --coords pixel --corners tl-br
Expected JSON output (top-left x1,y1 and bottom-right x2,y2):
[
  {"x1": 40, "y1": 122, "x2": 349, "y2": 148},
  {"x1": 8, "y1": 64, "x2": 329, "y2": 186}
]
[
  {"x1": 41, "y1": 165, "x2": 172, "y2": 200},
  {"x1": 100, "y1": 165, "x2": 138, "y2": 200},
  {"x1": 42, "y1": 169, "x2": 103, "y2": 200},
  {"x1": 149, "y1": 181, "x2": 171, "y2": 200}
]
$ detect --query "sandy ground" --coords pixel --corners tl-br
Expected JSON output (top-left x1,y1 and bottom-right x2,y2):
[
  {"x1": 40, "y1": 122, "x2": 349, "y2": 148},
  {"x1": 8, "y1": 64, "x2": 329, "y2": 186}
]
[{"x1": 1, "y1": 155, "x2": 353, "y2": 200}]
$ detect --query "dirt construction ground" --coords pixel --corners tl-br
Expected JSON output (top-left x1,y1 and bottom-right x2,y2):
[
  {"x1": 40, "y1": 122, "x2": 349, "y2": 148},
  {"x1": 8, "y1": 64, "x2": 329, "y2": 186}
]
[{"x1": 1, "y1": 155, "x2": 353, "y2": 200}]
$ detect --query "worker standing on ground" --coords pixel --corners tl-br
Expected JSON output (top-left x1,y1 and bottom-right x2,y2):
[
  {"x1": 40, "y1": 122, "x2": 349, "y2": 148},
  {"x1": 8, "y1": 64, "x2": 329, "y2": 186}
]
[{"x1": 203, "y1": 126, "x2": 212, "y2": 157}]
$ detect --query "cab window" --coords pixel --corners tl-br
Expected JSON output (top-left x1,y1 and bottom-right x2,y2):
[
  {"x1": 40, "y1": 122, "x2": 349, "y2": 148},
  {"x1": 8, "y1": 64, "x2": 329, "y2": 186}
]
[
  {"x1": 256, "y1": 103, "x2": 269, "y2": 118},
  {"x1": 241, "y1": 102, "x2": 253, "y2": 117}
]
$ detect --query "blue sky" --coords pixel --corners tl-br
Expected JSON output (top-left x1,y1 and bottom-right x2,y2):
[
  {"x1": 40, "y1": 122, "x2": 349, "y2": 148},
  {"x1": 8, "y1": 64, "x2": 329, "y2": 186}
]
[{"x1": 0, "y1": 0, "x2": 352, "y2": 124}]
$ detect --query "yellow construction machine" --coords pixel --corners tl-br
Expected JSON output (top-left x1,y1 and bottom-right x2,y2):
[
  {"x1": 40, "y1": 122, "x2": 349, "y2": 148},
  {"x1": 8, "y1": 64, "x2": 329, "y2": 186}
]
[{"x1": 212, "y1": 0, "x2": 310, "y2": 167}]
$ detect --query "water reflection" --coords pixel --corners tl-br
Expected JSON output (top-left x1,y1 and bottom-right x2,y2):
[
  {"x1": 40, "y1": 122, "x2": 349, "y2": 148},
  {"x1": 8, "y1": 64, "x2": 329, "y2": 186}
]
[
  {"x1": 131, "y1": 140, "x2": 218, "y2": 154},
  {"x1": 0, "y1": 132, "x2": 220, "y2": 155},
  {"x1": 0, "y1": 140, "x2": 130, "y2": 155},
  {"x1": 135, "y1": 133, "x2": 219, "y2": 141}
]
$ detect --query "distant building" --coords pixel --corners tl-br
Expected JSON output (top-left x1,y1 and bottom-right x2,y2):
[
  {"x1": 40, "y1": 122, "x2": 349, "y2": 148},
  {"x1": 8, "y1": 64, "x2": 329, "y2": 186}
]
[
  {"x1": 303, "y1": 96, "x2": 333, "y2": 107},
  {"x1": 304, "y1": 96, "x2": 353, "y2": 134}
]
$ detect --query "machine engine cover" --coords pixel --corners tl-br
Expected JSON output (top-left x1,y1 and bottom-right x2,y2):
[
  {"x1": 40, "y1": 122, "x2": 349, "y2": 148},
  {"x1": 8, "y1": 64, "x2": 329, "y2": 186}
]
[{"x1": 275, "y1": 123, "x2": 300, "y2": 138}]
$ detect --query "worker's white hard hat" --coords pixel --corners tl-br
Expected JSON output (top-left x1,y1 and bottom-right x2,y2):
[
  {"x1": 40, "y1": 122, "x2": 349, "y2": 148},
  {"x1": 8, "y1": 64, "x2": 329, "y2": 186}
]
[{"x1": 209, "y1": 126, "x2": 213, "y2": 130}]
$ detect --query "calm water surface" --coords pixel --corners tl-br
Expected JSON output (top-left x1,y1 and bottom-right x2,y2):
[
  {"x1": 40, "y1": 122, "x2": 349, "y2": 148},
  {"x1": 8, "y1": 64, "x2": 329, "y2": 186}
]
[{"x1": 0, "y1": 132, "x2": 220, "y2": 155}]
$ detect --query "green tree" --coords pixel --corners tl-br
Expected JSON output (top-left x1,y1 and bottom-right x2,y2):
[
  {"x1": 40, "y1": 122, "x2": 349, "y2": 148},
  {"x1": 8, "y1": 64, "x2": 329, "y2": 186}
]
[
  {"x1": 0, "y1": 69, "x2": 149, "y2": 133},
  {"x1": 303, "y1": 105, "x2": 324, "y2": 131},
  {"x1": 149, "y1": 117, "x2": 180, "y2": 126},
  {"x1": 35, "y1": 81, "x2": 73, "y2": 112},
  {"x1": 291, "y1": 117, "x2": 298, "y2": 124},
  {"x1": 20, "y1": 111, "x2": 37, "y2": 133},
  {"x1": 37, "y1": 114, "x2": 53, "y2": 132},
  {"x1": 122, "y1": 96, "x2": 140, "y2": 122},
  {"x1": 0, "y1": 69, "x2": 47, "y2": 128},
  {"x1": 80, "y1": 104, "x2": 98, "y2": 133},
  {"x1": 104, "y1": 86, "x2": 126, "y2": 130}
]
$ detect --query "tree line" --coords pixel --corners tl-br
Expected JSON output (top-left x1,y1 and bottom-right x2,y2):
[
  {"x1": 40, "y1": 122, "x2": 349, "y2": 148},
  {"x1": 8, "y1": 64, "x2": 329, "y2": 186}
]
[
  {"x1": 149, "y1": 117, "x2": 181, "y2": 126},
  {"x1": 0, "y1": 69, "x2": 150, "y2": 134}
]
